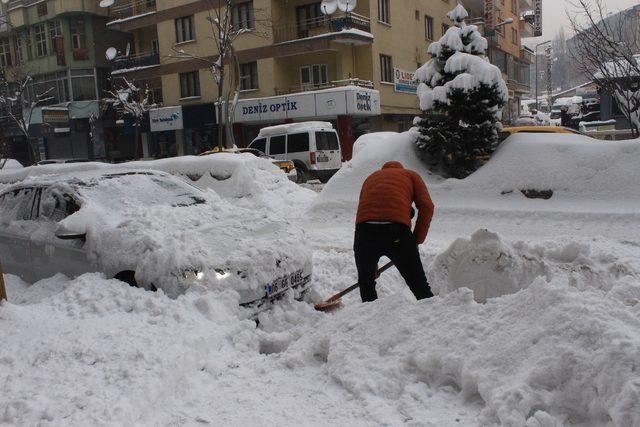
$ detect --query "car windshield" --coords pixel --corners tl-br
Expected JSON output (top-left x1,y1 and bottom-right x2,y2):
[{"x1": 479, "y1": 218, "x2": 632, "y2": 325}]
[{"x1": 78, "y1": 172, "x2": 206, "y2": 208}]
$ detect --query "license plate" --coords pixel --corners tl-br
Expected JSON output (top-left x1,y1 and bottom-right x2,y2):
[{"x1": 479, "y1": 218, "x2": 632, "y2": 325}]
[
  {"x1": 266, "y1": 269, "x2": 305, "y2": 296},
  {"x1": 317, "y1": 154, "x2": 329, "y2": 162}
]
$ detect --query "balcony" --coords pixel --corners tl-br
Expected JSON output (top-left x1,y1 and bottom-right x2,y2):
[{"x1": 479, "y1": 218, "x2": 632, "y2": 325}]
[
  {"x1": 273, "y1": 13, "x2": 372, "y2": 45},
  {"x1": 107, "y1": 0, "x2": 156, "y2": 25},
  {"x1": 520, "y1": 0, "x2": 533, "y2": 13},
  {"x1": 519, "y1": 18, "x2": 535, "y2": 38},
  {"x1": 275, "y1": 78, "x2": 373, "y2": 96},
  {"x1": 111, "y1": 51, "x2": 160, "y2": 73}
]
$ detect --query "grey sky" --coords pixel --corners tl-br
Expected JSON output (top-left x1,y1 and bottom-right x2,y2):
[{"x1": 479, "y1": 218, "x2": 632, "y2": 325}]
[{"x1": 526, "y1": 0, "x2": 639, "y2": 43}]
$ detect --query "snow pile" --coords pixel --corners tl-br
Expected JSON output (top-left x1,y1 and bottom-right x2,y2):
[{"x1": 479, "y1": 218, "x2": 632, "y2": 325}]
[
  {"x1": 286, "y1": 277, "x2": 640, "y2": 426},
  {"x1": 0, "y1": 153, "x2": 315, "y2": 216},
  {"x1": 429, "y1": 229, "x2": 639, "y2": 302},
  {"x1": 0, "y1": 159, "x2": 23, "y2": 170}
]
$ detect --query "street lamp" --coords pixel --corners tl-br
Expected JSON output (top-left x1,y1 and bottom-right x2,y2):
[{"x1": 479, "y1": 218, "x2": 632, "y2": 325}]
[{"x1": 534, "y1": 39, "x2": 551, "y2": 112}]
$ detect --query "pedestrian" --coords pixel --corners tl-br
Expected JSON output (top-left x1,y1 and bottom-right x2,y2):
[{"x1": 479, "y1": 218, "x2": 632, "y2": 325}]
[{"x1": 354, "y1": 161, "x2": 435, "y2": 302}]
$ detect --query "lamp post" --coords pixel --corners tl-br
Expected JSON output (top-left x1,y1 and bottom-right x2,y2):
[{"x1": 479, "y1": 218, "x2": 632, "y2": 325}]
[{"x1": 534, "y1": 39, "x2": 551, "y2": 112}]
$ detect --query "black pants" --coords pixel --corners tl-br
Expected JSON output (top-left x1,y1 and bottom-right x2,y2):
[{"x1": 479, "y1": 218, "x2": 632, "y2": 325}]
[{"x1": 354, "y1": 222, "x2": 433, "y2": 302}]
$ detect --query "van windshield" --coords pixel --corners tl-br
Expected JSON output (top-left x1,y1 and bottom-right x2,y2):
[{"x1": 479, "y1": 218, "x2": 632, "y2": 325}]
[{"x1": 315, "y1": 132, "x2": 339, "y2": 151}]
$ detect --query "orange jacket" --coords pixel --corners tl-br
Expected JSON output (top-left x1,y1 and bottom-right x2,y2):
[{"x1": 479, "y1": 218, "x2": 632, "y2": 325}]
[{"x1": 356, "y1": 161, "x2": 435, "y2": 244}]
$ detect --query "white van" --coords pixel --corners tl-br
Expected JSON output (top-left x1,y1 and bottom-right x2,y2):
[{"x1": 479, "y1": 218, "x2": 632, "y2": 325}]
[{"x1": 248, "y1": 122, "x2": 342, "y2": 183}]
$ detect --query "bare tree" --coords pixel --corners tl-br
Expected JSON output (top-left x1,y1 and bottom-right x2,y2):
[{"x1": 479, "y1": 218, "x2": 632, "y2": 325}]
[
  {"x1": 104, "y1": 77, "x2": 155, "y2": 160},
  {"x1": 568, "y1": 0, "x2": 640, "y2": 137},
  {"x1": 0, "y1": 68, "x2": 54, "y2": 163},
  {"x1": 169, "y1": 0, "x2": 266, "y2": 149}
]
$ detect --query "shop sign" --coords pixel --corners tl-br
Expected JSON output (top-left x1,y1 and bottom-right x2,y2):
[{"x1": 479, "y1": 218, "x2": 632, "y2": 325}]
[
  {"x1": 150, "y1": 106, "x2": 183, "y2": 132},
  {"x1": 484, "y1": 0, "x2": 494, "y2": 32},
  {"x1": 42, "y1": 108, "x2": 69, "y2": 126},
  {"x1": 533, "y1": 0, "x2": 542, "y2": 37},
  {"x1": 394, "y1": 68, "x2": 418, "y2": 94},
  {"x1": 231, "y1": 86, "x2": 380, "y2": 123}
]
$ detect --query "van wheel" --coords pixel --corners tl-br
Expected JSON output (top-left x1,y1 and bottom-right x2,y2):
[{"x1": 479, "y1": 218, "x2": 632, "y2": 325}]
[{"x1": 295, "y1": 165, "x2": 308, "y2": 184}]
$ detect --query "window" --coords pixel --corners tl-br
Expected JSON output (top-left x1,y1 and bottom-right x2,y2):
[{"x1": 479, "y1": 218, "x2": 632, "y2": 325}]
[
  {"x1": 300, "y1": 64, "x2": 328, "y2": 89},
  {"x1": 415, "y1": 10, "x2": 419, "y2": 20},
  {"x1": 0, "y1": 39, "x2": 12, "y2": 67},
  {"x1": 180, "y1": 71, "x2": 200, "y2": 98},
  {"x1": 151, "y1": 39, "x2": 159, "y2": 55},
  {"x1": 269, "y1": 135, "x2": 286, "y2": 155},
  {"x1": 37, "y1": 2, "x2": 47, "y2": 16},
  {"x1": 315, "y1": 132, "x2": 339, "y2": 151},
  {"x1": 378, "y1": 0, "x2": 390, "y2": 24},
  {"x1": 249, "y1": 138, "x2": 266, "y2": 153},
  {"x1": 232, "y1": 1, "x2": 254, "y2": 31},
  {"x1": 0, "y1": 188, "x2": 37, "y2": 222},
  {"x1": 380, "y1": 54, "x2": 393, "y2": 83},
  {"x1": 288, "y1": 133, "x2": 309, "y2": 153},
  {"x1": 13, "y1": 36, "x2": 22, "y2": 63},
  {"x1": 38, "y1": 189, "x2": 79, "y2": 222},
  {"x1": 34, "y1": 24, "x2": 48, "y2": 57},
  {"x1": 296, "y1": 2, "x2": 323, "y2": 32},
  {"x1": 511, "y1": 0, "x2": 517, "y2": 12},
  {"x1": 21, "y1": 30, "x2": 33, "y2": 60},
  {"x1": 442, "y1": 23, "x2": 450, "y2": 36},
  {"x1": 175, "y1": 16, "x2": 195, "y2": 43},
  {"x1": 49, "y1": 19, "x2": 63, "y2": 55},
  {"x1": 425, "y1": 15, "x2": 434, "y2": 40},
  {"x1": 71, "y1": 68, "x2": 96, "y2": 101},
  {"x1": 70, "y1": 18, "x2": 86, "y2": 49},
  {"x1": 239, "y1": 61, "x2": 258, "y2": 90},
  {"x1": 512, "y1": 28, "x2": 518, "y2": 44}
]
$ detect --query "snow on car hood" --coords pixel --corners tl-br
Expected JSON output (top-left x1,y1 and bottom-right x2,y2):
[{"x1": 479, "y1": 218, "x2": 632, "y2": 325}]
[{"x1": 59, "y1": 172, "x2": 311, "y2": 300}]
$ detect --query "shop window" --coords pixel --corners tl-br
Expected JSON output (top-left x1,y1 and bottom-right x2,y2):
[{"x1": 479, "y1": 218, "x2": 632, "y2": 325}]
[
  {"x1": 378, "y1": 0, "x2": 390, "y2": 24},
  {"x1": 269, "y1": 135, "x2": 286, "y2": 155},
  {"x1": 239, "y1": 61, "x2": 259, "y2": 90},
  {"x1": 287, "y1": 133, "x2": 309, "y2": 153},
  {"x1": 0, "y1": 38, "x2": 12, "y2": 67},
  {"x1": 175, "y1": 15, "x2": 195, "y2": 43},
  {"x1": 232, "y1": 1, "x2": 254, "y2": 31},
  {"x1": 380, "y1": 54, "x2": 393, "y2": 83},
  {"x1": 70, "y1": 18, "x2": 86, "y2": 50},
  {"x1": 180, "y1": 71, "x2": 200, "y2": 98},
  {"x1": 34, "y1": 24, "x2": 48, "y2": 57},
  {"x1": 300, "y1": 64, "x2": 328, "y2": 90},
  {"x1": 424, "y1": 15, "x2": 434, "y2": 40}
]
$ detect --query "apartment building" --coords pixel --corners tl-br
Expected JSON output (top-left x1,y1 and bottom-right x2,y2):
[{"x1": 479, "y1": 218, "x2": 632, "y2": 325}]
[
  {"x1": 105, "y1": 0, "x2": 454, "y2": 160},
  {"x1": 0, "y1": 0, "x2": 130, "y2": 164},
  {"x1": 461, "y1": 0, "x2": 536, "y2": 122}
]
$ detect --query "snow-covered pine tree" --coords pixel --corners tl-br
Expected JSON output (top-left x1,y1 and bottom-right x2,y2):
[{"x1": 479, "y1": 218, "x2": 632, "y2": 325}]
[{"x1": 414, "y1": 3, "x2": 508, "y2": 178}]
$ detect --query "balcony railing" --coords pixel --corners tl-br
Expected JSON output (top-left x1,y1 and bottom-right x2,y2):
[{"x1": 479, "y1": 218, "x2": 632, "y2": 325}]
[
  {"x1": 111, "y1": 51, "x2": 160, "y2": 72},
  {"x1": 108, "y1": 0, "x2": 156, "y2": 22},
  {"x1": 273, "y1": 13, "x2": 371, "y2": 44},
  {"x1": 275, "y1": 78, "x2": 374, "y2": 96}
]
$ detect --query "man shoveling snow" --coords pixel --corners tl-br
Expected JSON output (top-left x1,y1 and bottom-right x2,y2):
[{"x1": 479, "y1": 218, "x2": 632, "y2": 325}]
[{"x1": 354, "y1": 161, "x2": 435, "y2": 302}]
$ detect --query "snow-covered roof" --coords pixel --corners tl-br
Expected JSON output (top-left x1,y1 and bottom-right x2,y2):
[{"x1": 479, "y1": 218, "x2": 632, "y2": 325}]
[{"x1": 258, "y1": 121, "x2": 333, "y2": 137}]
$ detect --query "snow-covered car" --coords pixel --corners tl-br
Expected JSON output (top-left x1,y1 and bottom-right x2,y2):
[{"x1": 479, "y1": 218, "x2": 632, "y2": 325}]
[
  {"x1": 0, "y1": 170, "x2": 312, "y2": 311},
  {"x1": 0, "y1": 159, "x2": 23, "y2": 170},
  {"x1": 198, "y1": 147, "x2": 297, "y2": 181}
]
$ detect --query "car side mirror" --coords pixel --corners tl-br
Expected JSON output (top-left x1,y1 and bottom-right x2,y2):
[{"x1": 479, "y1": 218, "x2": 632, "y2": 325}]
[{"x1": 55, "y1": 224, "x2": 86, "y2": 240}]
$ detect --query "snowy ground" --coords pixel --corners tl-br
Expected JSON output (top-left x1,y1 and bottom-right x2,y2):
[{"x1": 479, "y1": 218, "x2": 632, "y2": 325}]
[{"x1": 2, "y1": 131, "x2": 640, "y2": 426}]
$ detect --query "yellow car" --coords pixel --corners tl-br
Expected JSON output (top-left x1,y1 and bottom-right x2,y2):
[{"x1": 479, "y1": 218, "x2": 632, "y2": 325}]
[
  {"x1": 198, "y1": 147, "x2": 297, "y2": 181},
  {"x1": 499, "y1": 126, "x2": 584, "y2": 141}
]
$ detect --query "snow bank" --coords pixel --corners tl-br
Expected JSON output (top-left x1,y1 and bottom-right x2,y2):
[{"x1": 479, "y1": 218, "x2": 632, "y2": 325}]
[
  {"x1": 314, "y1": 130, "x2": 640, "y2": 215},
  {"x1": 0, "y1": 153, "x2": 315, "y2": 216},
  {"x1": 286, "y1": 275, "x2": 640, "y2": 426}
]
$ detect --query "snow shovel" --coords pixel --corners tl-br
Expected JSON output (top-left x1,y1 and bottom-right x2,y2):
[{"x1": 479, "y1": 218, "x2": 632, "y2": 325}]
[{"x1": 314, "y1": 261, "x2": 394, "y2": 312}]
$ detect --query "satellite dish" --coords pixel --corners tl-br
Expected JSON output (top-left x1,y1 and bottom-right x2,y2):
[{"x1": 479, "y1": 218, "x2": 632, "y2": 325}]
[
  {"x1": 337, "y1": 0, "x2": 357, "y2": 13},
  {"x1": 321, "y1": 0, "x2": 338, "y2": 15},
  {"x1": 105, "y1": 47, "x2": 117, "y2": 61},
  {"x1": 99, "y1": 0, "x2": 114, "y2": 8},
  {"x1": 125, "y1": 42, "x2": 131, "y2": 57}
]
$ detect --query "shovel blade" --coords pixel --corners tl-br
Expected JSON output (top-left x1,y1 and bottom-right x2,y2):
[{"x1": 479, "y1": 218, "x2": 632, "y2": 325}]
[{"x1": 314, "y1": 298, "x2": 343, "y2": 312}]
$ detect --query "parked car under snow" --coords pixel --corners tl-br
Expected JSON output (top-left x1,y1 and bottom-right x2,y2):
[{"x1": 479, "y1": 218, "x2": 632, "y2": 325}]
[{"x1": 0, "y1": 170, "x2": 312, "y2": 311}]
